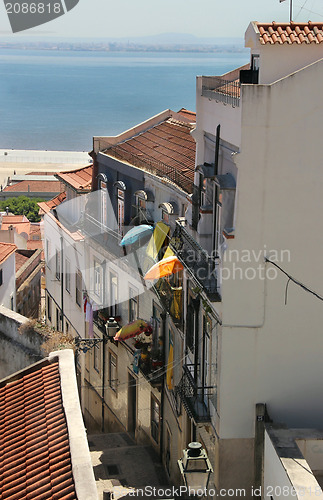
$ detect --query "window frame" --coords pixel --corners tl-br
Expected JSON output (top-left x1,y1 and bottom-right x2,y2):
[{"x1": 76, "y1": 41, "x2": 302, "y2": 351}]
[
  {"x1": 75, "y1": 269, "x2": 82, "y2": 307},
  {"x1": 129, "y1": 286, "x2": 138, "y2": 323},
  {"x1": 109, "y1": 350, "x2": 118, "y2": 394},
  {"x1": 55, "y1": 248, "x2": 61, "y2": 281},
  {"x1": 65, "y1": 258, "x2": 71, "y2": 293},
  {"x1": 150, "y1": 393, "x2": 160, "y2": 444}
]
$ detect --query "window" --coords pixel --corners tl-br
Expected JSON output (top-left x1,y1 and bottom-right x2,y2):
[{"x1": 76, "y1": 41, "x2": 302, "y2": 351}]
[
  {"x1": 10, "y1": 295, "x2": 14, "y2": 311},
  {"x1": 109, "y1": 351, "x2": 117, "y2": 393},
  {"x1": 186, "y1": 302, "x2": 195, "y2": 353},
  {"x1": 151, "y1": 394, "x2": 160, "y2": 444},
  {"x1": 100, "y1": 180, "x2": 107, "y2": 227},
  {"x1": 0, "y1": 269, "x2": 3, "y2": 286},
  {"x1": 162, "y1": 210, "x2": 169, "y2": 224},
  {"x1": 117, "y1": 189, "x2": 125, "y2": 235},
  {"x1": 129, "y1": 287, "x2": 138, "y2": 323},
  {"x1": 56, "y1": 308, "x2": 62, "y2": 332},
  {"x1": 94, "y1": 260, "x2": 102, "y2": 298},
  {"x1": 65, "y1": 259, "x2": 71, "y2": 293},
  {"x1": 55, "y1": 249, "x2": 61, "y2": 281},
  {"x1": 47, "y1": 295, "x2": 52, "y2": 322},
  {"x1": 76, "y1": 269, "x2": 82, "y2": 307},
  {"x1": 94, "y1": 337, "x2": 101, "y2": 373},
  {"x1": 252, "y1": 53, "x2": 260, "y2": 71},
  {"x1": 46, "y1": 239, "x2": 51, "y2": 269},
  {"x1": 110, "y1": 272, "x2": 118, "y2": 317}
]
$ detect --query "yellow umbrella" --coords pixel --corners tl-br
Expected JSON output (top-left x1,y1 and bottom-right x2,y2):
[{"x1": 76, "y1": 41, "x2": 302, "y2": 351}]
[{"x1": 144, "y1": 256, "x2": 183, "y2": 281}]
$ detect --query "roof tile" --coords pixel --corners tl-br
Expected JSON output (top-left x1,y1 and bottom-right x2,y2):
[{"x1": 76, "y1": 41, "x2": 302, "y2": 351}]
[
  {"x1": 0, "y1": 362, "x2": 77, "y2": 499},
  {"x1": 56, "y1": 165, "x2": 93, "y2": 192},
  {"x1": 105, "y1": 113, "x2": 196, "y2": 193},
  {"x1": 256, "y1": 22, "x2": 323, "y2": 44}
]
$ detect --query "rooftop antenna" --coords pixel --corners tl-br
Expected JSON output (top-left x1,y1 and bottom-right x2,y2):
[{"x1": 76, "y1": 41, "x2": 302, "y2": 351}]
[{"x1": 280, "y1": 0, "x2": 293, "y2": 23}]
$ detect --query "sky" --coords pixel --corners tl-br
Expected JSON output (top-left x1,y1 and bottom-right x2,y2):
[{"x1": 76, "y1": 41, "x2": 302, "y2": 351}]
[{"x1": 0, "y1": 0, "x2": 323, "y2": 40}]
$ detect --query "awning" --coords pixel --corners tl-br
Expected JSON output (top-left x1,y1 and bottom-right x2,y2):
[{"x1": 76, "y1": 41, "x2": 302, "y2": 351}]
[
  {"x1": 145, "y1": 221, "x2": 170, "y2": 262},
  {"x1": 120, "y1": 224, "x2": 153, "y2": 246},
  {"x1": 163, "y1": 246, "x2": 175, "y2": 259},
  {"x1": 114, "y1": 180, "x2": 127, "y2": 191},
  {"x1": 159, "y1": 202, "x2": 179, "y2": 215},
  {"x1": 134, "y1": 189, "x2": 154, "y2": 202},
  {"x1": 144, "y1": 256, "x2": 184, "y2": 281},
  {"x1": 214, "y1": 173, "x2": 236, "y2": 190}
]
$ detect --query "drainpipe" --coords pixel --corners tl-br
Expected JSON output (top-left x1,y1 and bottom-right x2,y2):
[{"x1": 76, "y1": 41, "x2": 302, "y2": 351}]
[
  {"x1": 159, "y1": 312, "x2": 166, "y2": 460},
  {"x1": 212, "y1": 124, "x2": 220, "y2": 259},
  {"x1": 60, "y1": 236, "x2": 64, "y2": 331},
  {"x1": 101, "y1": 259, "x2": 106, "y2": 433},
  {"x1": 193, "y1": 297, "x2": 200, "y2": 386}
]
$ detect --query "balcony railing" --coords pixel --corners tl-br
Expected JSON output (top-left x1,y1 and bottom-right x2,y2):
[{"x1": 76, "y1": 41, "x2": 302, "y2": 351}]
[
  {"x1": 155, "y1": 278, "x2": 183, "y2": 326},
  {"x1": 175, "y1": 364, "x2": 215, "y2": 423},
  {"x1": 201, "y1": 76, "x2": 240, "y2": 107},
  {"x1": 81, "y1": 213, "x2": 124, "y2": 259},
  {"x1": 170, "y1": 222, "x2": 221, "y2": 301}
]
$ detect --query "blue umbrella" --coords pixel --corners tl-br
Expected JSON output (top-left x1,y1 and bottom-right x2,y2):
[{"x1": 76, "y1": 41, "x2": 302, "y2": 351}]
[{"x1": 120, "y1": 225, "x2": 154, "y2": 246}]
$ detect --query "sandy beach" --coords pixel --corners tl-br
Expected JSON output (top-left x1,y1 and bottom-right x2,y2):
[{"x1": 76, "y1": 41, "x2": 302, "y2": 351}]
[{"x1": 0, "y1": 149, "x2": 91, "y2": 187}]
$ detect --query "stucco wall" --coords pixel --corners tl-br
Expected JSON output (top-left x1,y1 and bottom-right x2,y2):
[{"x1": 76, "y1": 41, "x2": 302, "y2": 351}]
[
  {"x1": 0, "y1": 252, "x2": 16, "y2": 310},
  {"x1": 0, "y1": 306, "x2": 43, "y2": 378},
  {"x1": 218, "y1": 59, "x2": 323, "y2": 439}
]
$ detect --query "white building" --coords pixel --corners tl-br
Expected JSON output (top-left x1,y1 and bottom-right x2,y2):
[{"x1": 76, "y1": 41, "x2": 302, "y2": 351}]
[
  {"x1": 177, "y1": 21, "x2": 323, "y2": 495},
  {"x1": 0, "y1": 242, "x2": 16, "y2": 311}
]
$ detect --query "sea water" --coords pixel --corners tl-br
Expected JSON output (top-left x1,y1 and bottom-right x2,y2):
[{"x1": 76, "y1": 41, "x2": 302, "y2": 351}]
[{"x1": 0, "y1": 49, "x2": 248, "y2": 151}]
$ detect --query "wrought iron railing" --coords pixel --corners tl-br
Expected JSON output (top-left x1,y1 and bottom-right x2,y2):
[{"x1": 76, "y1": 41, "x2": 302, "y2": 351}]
[
  {"x1": 175, "y1": 364, "x2": 216, "y2": 423},
  {"x1": 104, "y1": 144, "x2": 194, "y2": 194},
  {"x1": 170, "y1": 222, "x2": 221, "y2": 301},
  {"x1": 201, "y1": 76, "x2": 240, "y2": 107}
]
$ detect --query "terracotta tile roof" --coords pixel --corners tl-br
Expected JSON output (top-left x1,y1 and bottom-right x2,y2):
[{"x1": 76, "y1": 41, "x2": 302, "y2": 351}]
[
  {"x1": 256, "y1": 22, "x2": 323, "y2": 44},
  {"x1": 2, "y1": 215, "x2": 31, "y2": 237},
  {"x1": 177, "y1": 108, "x2": 196, "y2": 121},
  {"x1": 56, "y1": 165, "x2": 93, "y2": 193},
  {"x1": 38, "y1": 192, "x2": 66, "y2": 215},
  {"x1": 0, "y1": 242, "x2": 16, "y2": 264},
  {"x1": 105, "y1": 116, "x2": 196, "y2": 193},
  {"x1": 0, "y1": 360, "x2": 78, "y2": 499},
  {"x1": 3, "y1": 180, "x2": 61, "y2": 194},
  {"x1": 15, "y1": 250, "x2": 30, "y2": 272}
]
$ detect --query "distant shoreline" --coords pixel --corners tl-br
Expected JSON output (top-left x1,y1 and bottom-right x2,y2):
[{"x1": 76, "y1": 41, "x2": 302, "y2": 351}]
[{"x1": 0, "y1": 42, "x2": 248, "y2": 54}]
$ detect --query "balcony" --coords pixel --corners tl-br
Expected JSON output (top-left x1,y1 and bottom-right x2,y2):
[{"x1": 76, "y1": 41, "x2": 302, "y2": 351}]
[
  {"x1": 154, "y1": 278, "x2": 183, "y2": 327},
  {"x1": 175, "y1": 364, "x2": 215, "y2": 423},
  {"x1": 201, "y1": 76, "x2": 240, "y2": 107},
  {"x1": 170, "y1": 222, "x2": 221, "y2": 301},
  {"x1": 81, "y1": 213, "x2": 124, "y2": 259}
]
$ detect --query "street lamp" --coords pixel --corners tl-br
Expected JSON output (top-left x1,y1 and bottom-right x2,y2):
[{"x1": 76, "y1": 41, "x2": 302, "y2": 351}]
[
  {"x1": 105, "y1": 317, "x2": 119, "y2": 339},
  {"x1": 75, "y1": 317, "x2": 120, "y2": 353},
  {"x1": 178, "y1": 442, "x2": 213, "y2": 494}
]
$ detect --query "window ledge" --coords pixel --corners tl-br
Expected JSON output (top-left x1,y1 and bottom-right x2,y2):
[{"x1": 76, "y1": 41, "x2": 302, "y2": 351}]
[{"x1": 223, "y1": 228, "x2": 235, "y2": 239}]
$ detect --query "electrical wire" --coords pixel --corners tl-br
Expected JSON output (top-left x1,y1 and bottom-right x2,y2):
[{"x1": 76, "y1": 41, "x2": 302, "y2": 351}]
[
  {"x1": 265, "y1": 257, "x2": 323, "y2": 303},
  {"x1": 294, "y1": 1, "x2": 323, "y2": 19}
]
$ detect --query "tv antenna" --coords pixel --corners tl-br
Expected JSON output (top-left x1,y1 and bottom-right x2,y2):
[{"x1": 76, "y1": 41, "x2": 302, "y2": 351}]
[{"x1": 280, "y1": 0, "x2": 293, "y2": 22}]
